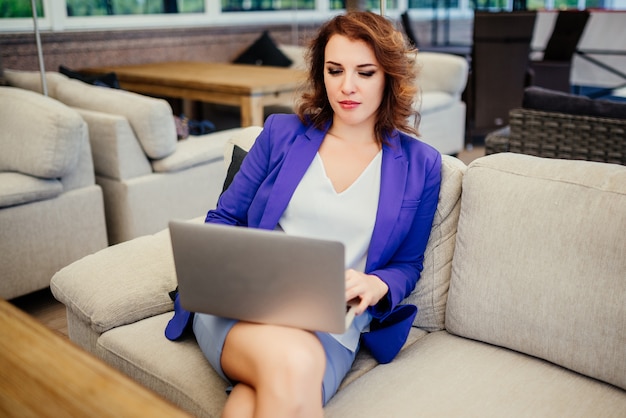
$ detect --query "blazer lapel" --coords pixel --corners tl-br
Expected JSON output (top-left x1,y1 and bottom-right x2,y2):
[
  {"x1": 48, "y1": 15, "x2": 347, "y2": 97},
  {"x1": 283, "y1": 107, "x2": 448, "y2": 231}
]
[
  {"x1": 258, "y1": 125, "x2": 326, "y2": 229},
  {"x1": 366, "y1": 132, "x2": 408, "y2": 272}
]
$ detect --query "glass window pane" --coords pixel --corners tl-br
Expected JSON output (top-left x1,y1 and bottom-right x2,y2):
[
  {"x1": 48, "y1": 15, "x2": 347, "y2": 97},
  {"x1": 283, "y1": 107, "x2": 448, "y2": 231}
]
[
  {"x1": 221, "y1": 0, "x2": 315, "y2": 11},
  {"x1": 554, "y1": 0, "x2": 580, "y2": 7},
  {"x1": 1, "y1": 0, "x2": 44, "y2": 18},
  {"x1": 330, "y1": 1, "x2": 398, "y2": 10},
  {"x1": 66, "y1": 0, "x2": 205, "y2": 17},
  {"x1": 526, "y1": 0, "x2": 546, "y2": 9},
  {"x1": 409, "y1": 0, "x2": 460, "y2": 8}
]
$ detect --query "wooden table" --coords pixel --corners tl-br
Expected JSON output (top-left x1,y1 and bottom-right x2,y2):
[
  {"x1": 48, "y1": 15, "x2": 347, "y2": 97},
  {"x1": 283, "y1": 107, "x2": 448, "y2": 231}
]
[
  {"x1": 0, "y1": 299, "x2": 192, "y2": 417},
  {"x1": 84, "y1": 61, "x2": 306, "y2": 127}
]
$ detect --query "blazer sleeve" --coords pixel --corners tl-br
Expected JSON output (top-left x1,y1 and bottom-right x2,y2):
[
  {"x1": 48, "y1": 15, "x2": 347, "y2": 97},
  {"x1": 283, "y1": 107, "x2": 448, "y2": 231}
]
[{"x1": 204, "y1": 117, "x2": 276, "y2": 226}]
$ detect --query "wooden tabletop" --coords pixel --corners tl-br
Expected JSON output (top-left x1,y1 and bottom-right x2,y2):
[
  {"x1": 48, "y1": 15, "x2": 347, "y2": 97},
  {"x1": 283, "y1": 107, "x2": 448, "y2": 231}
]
[
  {"x1": 85, "y1": 61, "x2": 306, "y2": 96},
  {"x1": 0, "y1": 299, "x2": 192, "y2": 417}
]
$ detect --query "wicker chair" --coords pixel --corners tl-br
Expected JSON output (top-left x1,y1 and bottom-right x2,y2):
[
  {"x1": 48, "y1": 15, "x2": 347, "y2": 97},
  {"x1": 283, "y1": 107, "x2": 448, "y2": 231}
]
[{"x1": 485, "y1": 107, "x2": 626, "y2": 165}]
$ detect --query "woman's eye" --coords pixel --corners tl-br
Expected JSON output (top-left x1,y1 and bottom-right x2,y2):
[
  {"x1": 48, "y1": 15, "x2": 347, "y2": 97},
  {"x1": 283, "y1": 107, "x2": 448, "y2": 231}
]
[
  {"x1": 327, "y1": 68, "x2": 342, "y2": 75},
  {"x1": 359, "y1": 71, "x2": 375, "y2": 77}
]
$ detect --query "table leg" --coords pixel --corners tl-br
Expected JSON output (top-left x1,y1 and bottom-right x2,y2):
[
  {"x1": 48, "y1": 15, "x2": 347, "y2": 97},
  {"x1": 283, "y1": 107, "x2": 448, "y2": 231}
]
[
  {"x1": 240, "y1": 96, "x2": 264, "y2": 127},
  {"x1": 182, "y1": 99, "x2": 195, "y2": 119}
]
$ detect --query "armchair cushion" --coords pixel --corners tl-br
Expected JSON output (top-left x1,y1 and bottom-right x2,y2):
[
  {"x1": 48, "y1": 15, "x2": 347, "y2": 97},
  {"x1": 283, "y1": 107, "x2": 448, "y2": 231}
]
[
  {"x1": 523, "y1": 86, "x2": 626, "y2": 119},
  {"x1": 0, "y1": 87, "x2": 84, "y2": 179},
  {"x1": 0, "y1": 172, "x2": 62, "y2": 208},
  {"x1": 54, "y1": 78, "x2": 177, "y2": 159},
  {"x1": 3, "y1": 69, "x2": 69, "y2": 96},
  {"x1": 416, "y1": 52, "x2": 469, "y2": 97},
  {"x1": 151, "y1": 129, "x2": 242, "y2": 173}
]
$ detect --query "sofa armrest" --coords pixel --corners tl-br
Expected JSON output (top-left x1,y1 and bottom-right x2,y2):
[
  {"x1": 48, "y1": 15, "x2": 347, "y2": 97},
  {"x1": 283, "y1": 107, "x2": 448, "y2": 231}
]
[
  {"x1": 50, "y1": 228, "x2": 180, "y2": 334},
  {"x1": 416, "y1": 52, "x2": 469, "y2": 98}
]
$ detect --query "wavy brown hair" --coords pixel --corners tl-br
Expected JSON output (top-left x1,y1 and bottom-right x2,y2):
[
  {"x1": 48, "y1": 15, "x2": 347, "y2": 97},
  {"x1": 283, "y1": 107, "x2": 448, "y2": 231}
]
[{"x1": 296, "y1": 11, "x2": 420, "y2": 145}]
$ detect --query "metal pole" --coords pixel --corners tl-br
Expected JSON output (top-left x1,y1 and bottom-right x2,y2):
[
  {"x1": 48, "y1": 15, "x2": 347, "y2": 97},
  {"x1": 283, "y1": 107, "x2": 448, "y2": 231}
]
[
  {"x1": 31, "y1": 0, "x2": 48, "y2": 96},
  {"x1": 380, "y1": 0, "x2": 385, "y2": 15}
]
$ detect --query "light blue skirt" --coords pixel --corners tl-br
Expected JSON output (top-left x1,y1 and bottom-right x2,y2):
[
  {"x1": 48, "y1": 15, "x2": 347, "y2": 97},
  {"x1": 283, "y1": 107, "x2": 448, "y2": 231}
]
[{"x1": 192, "y1": 313, "x2": 357, "y2": 405}]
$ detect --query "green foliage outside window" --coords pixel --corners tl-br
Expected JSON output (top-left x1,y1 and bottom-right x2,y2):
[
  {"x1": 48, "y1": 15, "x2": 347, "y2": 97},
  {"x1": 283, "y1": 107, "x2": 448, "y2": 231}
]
[
  {"x1": 1, "y1": 0, "x2": 43, "y2": 17},
  {"x1": 222, "y1": 0, "x2": 315, "y2": 11},
  {"x1": 65, "y1": 0, "x2": 204, "y2": 16},
  {"x1": 409, "y1": 0, "x2": 460, "y2": 8}
]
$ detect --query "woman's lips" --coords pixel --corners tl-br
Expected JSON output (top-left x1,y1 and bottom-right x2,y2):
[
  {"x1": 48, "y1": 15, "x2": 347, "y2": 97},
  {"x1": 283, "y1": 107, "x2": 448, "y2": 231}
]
[{"x1": 339, "y1": 100, "x2": 360, "y2": 109}]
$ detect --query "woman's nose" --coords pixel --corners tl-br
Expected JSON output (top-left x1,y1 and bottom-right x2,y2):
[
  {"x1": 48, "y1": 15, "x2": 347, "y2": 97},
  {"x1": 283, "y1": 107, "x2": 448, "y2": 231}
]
[{"x1": 341, "y1": 74, "x2": 356, "y2": 95}]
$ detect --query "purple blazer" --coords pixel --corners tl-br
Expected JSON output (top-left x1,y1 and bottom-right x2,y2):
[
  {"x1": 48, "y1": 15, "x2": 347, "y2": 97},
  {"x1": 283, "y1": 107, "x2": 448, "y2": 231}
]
[{"x1": 166, "y1": 114, "x2": 442, "y2": 363}]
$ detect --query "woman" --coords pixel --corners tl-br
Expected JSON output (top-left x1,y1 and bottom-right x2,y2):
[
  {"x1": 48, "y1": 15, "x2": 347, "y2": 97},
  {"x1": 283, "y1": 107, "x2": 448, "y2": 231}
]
[{"x1": 166, "y1": 11, "x2": 441, "y2": 417}]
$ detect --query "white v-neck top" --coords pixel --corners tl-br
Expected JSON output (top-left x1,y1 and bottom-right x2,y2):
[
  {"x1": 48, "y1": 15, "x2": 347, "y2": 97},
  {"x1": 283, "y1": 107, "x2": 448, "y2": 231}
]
[{"x1": 277, "y1": 151, "x2": 382, "y2": 350}]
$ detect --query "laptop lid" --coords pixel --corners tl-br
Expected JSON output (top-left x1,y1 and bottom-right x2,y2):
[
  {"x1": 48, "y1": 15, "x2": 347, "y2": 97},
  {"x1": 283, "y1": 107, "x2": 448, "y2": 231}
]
[{"x1": 169, "y1": 220, "x2": 353, "y2": 334}]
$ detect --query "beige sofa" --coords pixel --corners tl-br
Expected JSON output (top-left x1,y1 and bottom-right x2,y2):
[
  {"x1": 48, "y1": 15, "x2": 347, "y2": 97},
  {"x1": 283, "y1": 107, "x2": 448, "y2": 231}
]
[
  {"x1": 50, "y1": 127, "x2": 625, "y2": 417},
  {"x1": 0, "y1": 87, "x2": 108, "y2": 299},
  {"x1": 279, "y1": 46, "x2": 469, "y2": 156},
  {"x1": 4, "y1": 70, "x2": 242, "y2": 245}
]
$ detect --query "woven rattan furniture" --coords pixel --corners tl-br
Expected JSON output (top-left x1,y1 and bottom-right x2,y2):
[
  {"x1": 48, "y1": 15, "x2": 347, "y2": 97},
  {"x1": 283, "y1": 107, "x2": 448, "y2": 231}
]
[{"x1": 485, "y1": 107, "x2": 626, "y2": 165}]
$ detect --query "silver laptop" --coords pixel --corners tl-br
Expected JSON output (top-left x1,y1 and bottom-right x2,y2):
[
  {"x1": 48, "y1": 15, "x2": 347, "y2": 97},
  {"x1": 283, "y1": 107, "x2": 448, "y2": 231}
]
[{"x1": 169, "y1": 220, "x2": 356, "y2": 334}]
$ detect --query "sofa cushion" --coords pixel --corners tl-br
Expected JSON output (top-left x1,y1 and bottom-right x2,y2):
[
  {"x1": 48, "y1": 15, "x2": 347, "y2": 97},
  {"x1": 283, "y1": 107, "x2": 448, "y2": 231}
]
[
  {"x1": 416, "y1": 52, "x2": 469, "y2": 96},
  {"x1": 0, "y1": 86, "x2": 84, "y2": 179},
  {"x1": 54, "y1": 78, "x2": 177, "y2": 160},
  {"x1": 325, "y1": 331, "x2": 626, "y2": 417},
  {"x1": 403, "y1": 154, "x2": 466, "y2": 331},
  {"x1": 233, "y1": 31, "x2": 293, "y2": 67},
  {"x1": 0, "y1": 172, "x2": 62, "y2": 208},
  {"x1": 523, "y1": 86, "x2": 626, "y2": 119},
  {"x1": 152, "y1": 128, "x2": 241, "y2": 173},
  {"x1": 446, "y1": 153, "x2": 626, "y2": 390},
  {"x1": 3, "y1": 69, "x2": 69, "y2": 97},
  {"x1": 418, "y1": 91, "x2": 456, "y2": 115}
]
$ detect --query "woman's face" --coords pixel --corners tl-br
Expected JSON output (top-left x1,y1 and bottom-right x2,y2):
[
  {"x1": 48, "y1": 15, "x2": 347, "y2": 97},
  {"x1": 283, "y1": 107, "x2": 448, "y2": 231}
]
[{"x1": 323, "y1": 34, "x2": 385, "y2": 130}]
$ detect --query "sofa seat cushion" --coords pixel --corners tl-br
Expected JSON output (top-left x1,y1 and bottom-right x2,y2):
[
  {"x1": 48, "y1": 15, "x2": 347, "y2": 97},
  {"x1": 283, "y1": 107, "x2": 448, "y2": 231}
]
[
  {"x1": 152, "y1": 128, "x2": 242, "y2": 173},
  {"x1": 418, "y1": 91, "x2": 456, "y2": 115},
  {"x1": 95, "y1": 313, "x2": 429, "y2": 417},
  {"x1": 0, "y1": 87, "x2": 84, "y2": 179},
  {"x1": 54, "y1": 78, "x2": 177, "y2": 160},
  {"x1": 446, "y1": 153, "x2": 626, "y2": 390},
  {"x1": 96, "y1": 313, "x2": 228, "y2": 418},
  {"x1": 325, "y1": 331, "x2": 626, "y2": 417},
  {"x1": 0, "y1": 172, "x2": 62, "y2": 208}
]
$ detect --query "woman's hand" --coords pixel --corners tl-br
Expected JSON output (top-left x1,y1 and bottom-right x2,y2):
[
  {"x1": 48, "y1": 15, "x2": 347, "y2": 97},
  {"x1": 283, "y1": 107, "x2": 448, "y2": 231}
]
[{"x1": 344, "y1": 269, "x2": 389, "y2": 316}]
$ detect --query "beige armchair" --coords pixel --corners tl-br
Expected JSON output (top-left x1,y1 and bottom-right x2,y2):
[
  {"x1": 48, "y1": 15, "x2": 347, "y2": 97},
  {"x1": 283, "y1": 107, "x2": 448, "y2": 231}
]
[
  {"x1": 5, "y1": 70, "x2": 243, "y2": 244},
  {"x1": 0, "y1": 87, "x2": 108, "y2": 299}
]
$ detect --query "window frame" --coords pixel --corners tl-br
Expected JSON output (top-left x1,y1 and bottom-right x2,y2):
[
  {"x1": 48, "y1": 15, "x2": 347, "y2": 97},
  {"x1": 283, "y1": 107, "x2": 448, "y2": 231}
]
[{"x1": 1, "y1": 0, "x2": 617, "y2": 33}]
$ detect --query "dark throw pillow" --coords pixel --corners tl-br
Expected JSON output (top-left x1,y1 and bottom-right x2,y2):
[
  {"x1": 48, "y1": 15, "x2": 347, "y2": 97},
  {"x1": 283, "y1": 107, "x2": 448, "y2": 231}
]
[
  {"x1": 222, "y1": 145, "x2": 248, "y2": 194},
  {"x1": 59, "y1": 65, "x2": 120, "y2": 89},
  {"x1": 233, "y1": 31, "x2": 293, "y2": 67},
  {"x1": 523, "y1": 86, "x2": 626, "y2": 120}
]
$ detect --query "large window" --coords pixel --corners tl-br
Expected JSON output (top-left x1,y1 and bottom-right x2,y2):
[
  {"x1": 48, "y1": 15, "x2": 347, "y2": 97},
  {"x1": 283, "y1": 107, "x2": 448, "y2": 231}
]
[{"x1": 1, "y1": 0, "x2": 622, "y2": 32}]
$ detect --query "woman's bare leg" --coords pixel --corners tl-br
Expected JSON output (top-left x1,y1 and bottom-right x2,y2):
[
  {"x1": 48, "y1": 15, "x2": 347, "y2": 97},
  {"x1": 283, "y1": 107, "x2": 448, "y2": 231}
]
[
  {"x1": 220, "y1": 322, "x2": 325, "y2": 418},
  {"x1": 221, "y1": 383, "x2": 255, "y2": 417}
]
